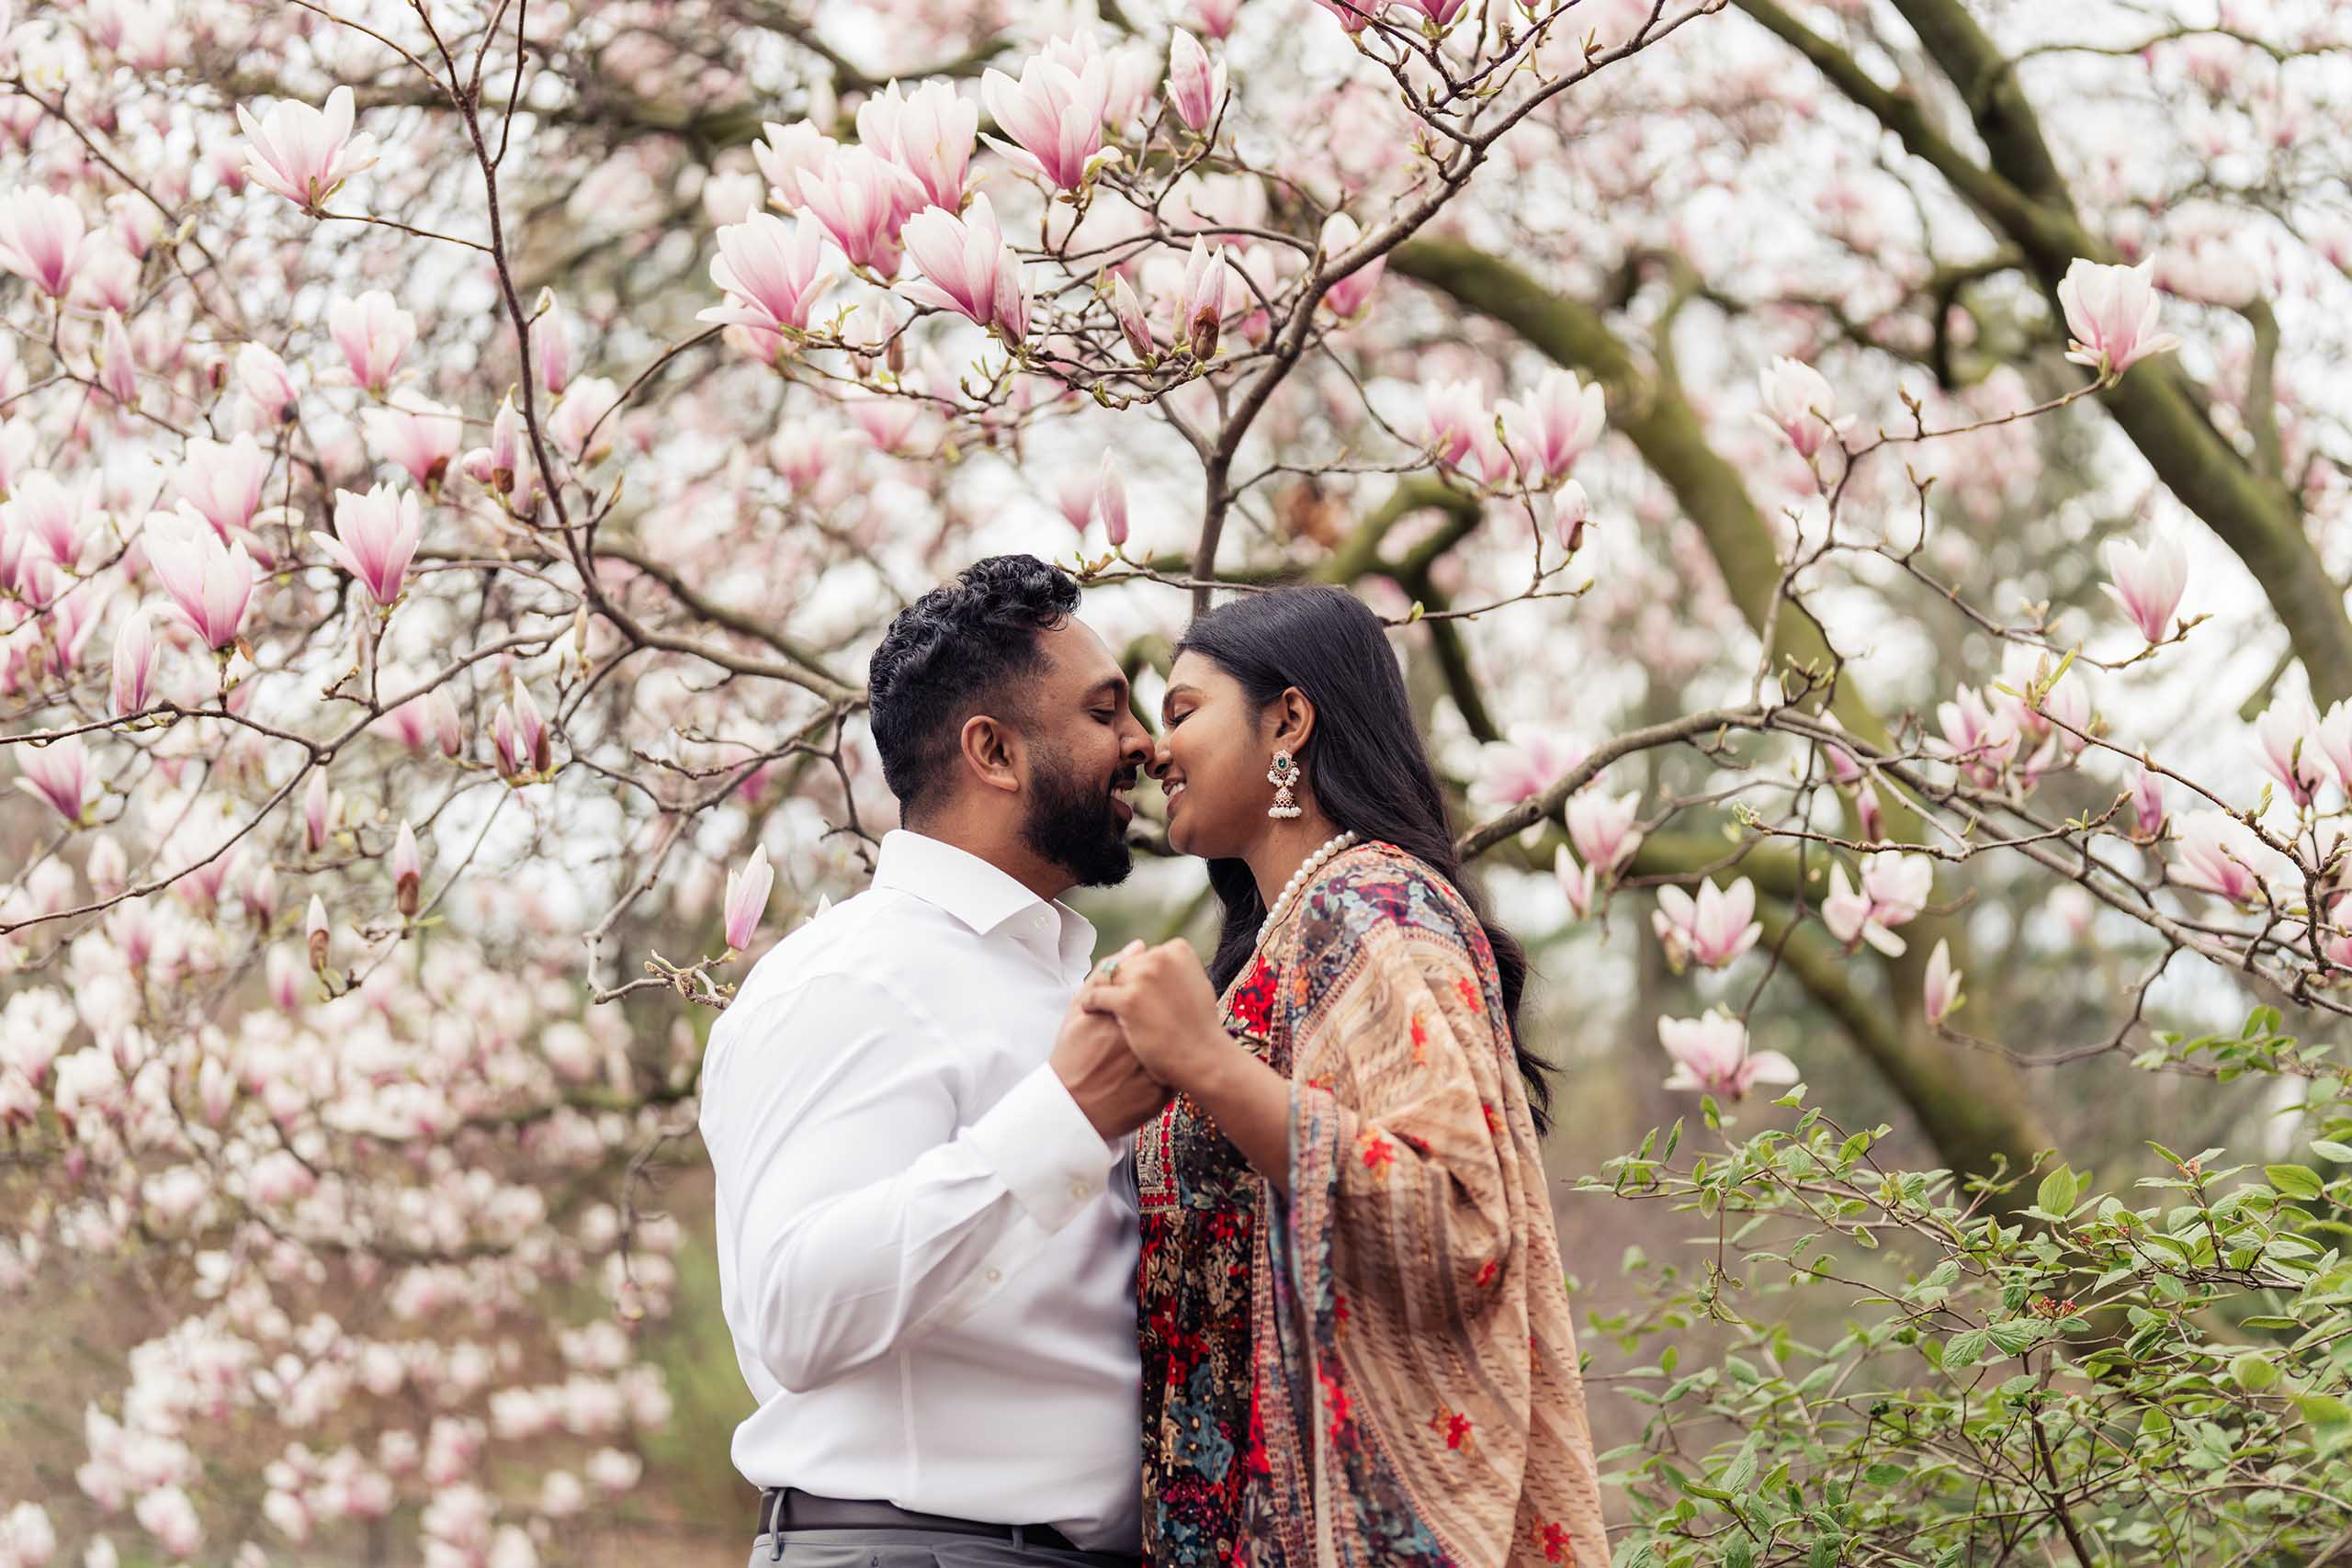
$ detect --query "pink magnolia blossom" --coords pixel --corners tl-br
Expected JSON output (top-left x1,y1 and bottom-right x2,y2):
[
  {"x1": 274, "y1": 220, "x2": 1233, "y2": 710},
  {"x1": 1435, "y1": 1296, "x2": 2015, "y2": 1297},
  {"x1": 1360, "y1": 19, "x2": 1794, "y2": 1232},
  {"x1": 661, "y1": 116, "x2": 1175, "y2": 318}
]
[
  {"x1": 982, "y1": 55, "x2": 1121, "y2": 192},
  {"x1": 1824, "y1": 852, "x2": 1931, "y2": 956},
  {"x1": 1399, "y1": 0, "x2": 1471, "y2": 23},
  {"x1": 2057, "y1": 257, "x2": 2181, "y2": 378},
  {"x1": 2100, "y1": 533, "x2": 2186, "y2": 644},
  {"x1": 236, "y1": 85, "x2": 379, "y2": 209},
  {"x1": 15, "y1": 737, "x2": 92, "y2": 824},
  {"x1": 1192, "y1": 0, "x2": 1245, "y2": 36},
  {"x1": 547, "y1": 375, "x2": 623, "y2": 464},
  {"x1": 314, "y1": 484, "x2": 423, "y2": 607},
  {"x1": 98, "y1": 307, "x2": 138, "y2": 404},
  {"x1": 901, "y1": 194, "x2": 1030, "y2": 342},
  {"x1": 857, "y1": 80, "x2": 978, "y2": 213},
  {"x1": 848, "y1": 390, "x2": 922, "y2": 454},
  {"x1": 172, "y1": 434, "x2": 271, "y2": 540},
  {"x1": 306, "y1": 893, "x2": 332, "y2": 971},
  {"x1": 0, "y1": 187, "x2": 98, "y2": 298},
  {"x1": 1566, "y1": 788, "x2": 1643, "y2": 875},
  {"x1": 2174, "y1": 810, "x2": 2267, "y2": 905},
  {"x1": 1174, "y1": 238, "x2": 1232, "y2": 359},
  {"x1": 1, "y1": 470, "x2": 87, "y2": 568},
  {"x1": 751, "y1": 119, "x2": 840, "y2": 211},
  {"x1": 1862, "y1": 851, "x2": 1933, "y2": 923},
  {"x1": 1554, "y1": 845, "x2": 1598, "y2": 919},
  {"x1": 143, "y1": 513, "x2": 255, "y2": 650},
  {"x1": 1550, "y1": 479, "x2": 1591, "y2": 553},
  {"x1": 392, "y1": 820, "x2": 422, "y2": 917},
  {"x1": 1311, "y1": 0, "x2": 1375, "y2": 31},
  {"x1": 236, "y1": 342, "x2": 298, "y2": 424},
  {"x1": 530, "y1": 288, "x2": 573, "y2": 396},
  {"x1": 1166, "y1": 32, "x2": 1226, "y2": 134},
  {"x1": 428, "y1": 686, "x2": 464, "y2": 757},
  {"x1": 361, "y1": 395, "x2": 464, "y2": 489},
  {"x1": 1923, "y1": 938, "x2": 1963, "y2": 1027},
  {"x1": 1498, "y1": 367, "x2": 1607, "y2": 484},
  {"x1": 1658, "y1": 1010, "x2": 1799, "y2": 1099},
  {"x1": 697, "y1": 211, "x2": 833, "y2": 339},
  {"x1": 326, "y1": 289, "x2": 415, "y2": 394},
  {"x1": 1468, "y1": 728, "x2": 1586, "y2": 815},
  {"x1": 724, "y1": 843, "x2": 775, "y2": 953},
  {"x1": 1754, "y1": 355, "x2": 1855, "y2": 460},
  {"x1": 1932, "y1": 683, "x2": 2019, "y2": 786},
  {"x1": 1317, "y1": 211, "x2": 1385, "y2": 321},
  {"x1": 2, "y1": 1501, "x2": 56, "y2": 1566},
  {"x1": 110, "y1": 605, "x2": 156, "y2": 716},
  {"x1": 305, "y1": 768, "x2": 331, "y2": 852},
  {"x1": 1855, "y1": 780, "x2": 1886, "y2": 841},
  {"x1": 493, "y1": 682, "x2": 551, "y2": 780},
  {"x1": 1111, "y1": 274, "x2": 1155, "y2": 358},
  {"x1": 1417, "y1": 378, "x2": 1496, "y2": 472},
  {"x1": 797, "y1": 146, "x2": 923, "y2": 276},
  {"x1": 132, "y1": 1484, "x2": 202, "y2": 1560},
  {"x1": 2253, "y1": 698, "x2": 2327, "y2": 809},
  {"x1": 1651, "y1": 877, "x2": 1762, "y2": 972},
  {"x1": 375, "y1": 690, "x2": 436, "y2": 752},
  {"x1": 2128, "y1": 761, "x2": 2167, "y2": 842},
  {"x1": 1093, "y1": 451, "x2": 1130, "y2": 547},
  {"x1": 2317, "y1": 703, "x2": 2352, "y2": 797}
]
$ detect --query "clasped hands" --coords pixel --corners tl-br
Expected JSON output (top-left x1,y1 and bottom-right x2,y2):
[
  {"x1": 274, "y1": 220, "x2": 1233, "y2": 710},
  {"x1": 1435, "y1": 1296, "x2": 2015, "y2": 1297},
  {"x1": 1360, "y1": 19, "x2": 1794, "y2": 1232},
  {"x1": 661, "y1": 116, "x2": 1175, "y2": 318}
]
[{"x1": 1049, "y1": 938, "x2": 1240, "y2": 1141}]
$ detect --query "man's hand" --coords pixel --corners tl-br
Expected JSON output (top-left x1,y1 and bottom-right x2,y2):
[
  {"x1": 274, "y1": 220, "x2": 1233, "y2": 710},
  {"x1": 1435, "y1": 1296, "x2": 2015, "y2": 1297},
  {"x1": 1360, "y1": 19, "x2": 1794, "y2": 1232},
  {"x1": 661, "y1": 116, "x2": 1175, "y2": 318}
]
[{"x1": 1050, "y1": 993, "x2": 1171, "y2": 1141}]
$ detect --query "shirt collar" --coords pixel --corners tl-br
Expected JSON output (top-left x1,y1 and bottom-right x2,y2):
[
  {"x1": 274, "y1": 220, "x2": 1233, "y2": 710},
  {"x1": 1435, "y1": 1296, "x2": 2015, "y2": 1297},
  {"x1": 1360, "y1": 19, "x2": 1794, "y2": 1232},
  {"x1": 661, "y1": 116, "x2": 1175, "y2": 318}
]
[{"x1": 871, "y1": 829, "x2": 1098, "y2": 976}]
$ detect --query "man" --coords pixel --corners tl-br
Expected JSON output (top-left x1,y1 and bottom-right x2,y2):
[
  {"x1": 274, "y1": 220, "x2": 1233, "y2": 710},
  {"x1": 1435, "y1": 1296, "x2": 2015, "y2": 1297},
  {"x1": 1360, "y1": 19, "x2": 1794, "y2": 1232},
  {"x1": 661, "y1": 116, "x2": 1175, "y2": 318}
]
[{"x1": 699, "y1": 554, "x2": 1165, "y2": 1568}]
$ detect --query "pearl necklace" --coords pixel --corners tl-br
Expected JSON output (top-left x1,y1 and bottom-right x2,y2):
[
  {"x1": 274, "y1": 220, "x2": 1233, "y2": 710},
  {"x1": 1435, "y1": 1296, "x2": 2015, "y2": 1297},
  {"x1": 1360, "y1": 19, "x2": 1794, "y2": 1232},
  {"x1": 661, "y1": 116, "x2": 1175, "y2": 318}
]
[{"x1": 1257, "y1": 829, "x2": 1359, "y2": 948}]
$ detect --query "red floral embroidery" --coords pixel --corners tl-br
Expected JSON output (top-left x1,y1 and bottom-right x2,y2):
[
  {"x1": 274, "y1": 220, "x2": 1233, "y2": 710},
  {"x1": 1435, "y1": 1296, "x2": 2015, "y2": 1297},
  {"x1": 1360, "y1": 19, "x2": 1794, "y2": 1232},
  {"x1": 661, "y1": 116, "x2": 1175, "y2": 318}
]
[
  {"x1": 1538, "y1": 1520, "x2": 1573, "y2": 1562},
  {"x1": 1334, "y1": 1290, "x2": 1351, "y2": 1328},
  {"x1": 1482, "y1": 1100, "x2": 1502, "y2": 1135},
  {"x1": 1474, "y1": 1258, "x2": 1500, "y2": 1290},
  {"x1": 1455, "y1": 974, "x2": 1484, "y2": 1013},
  {"x1": 1319, "y1": 1364, "x2": 1353, "y2": 1436},
  {"x1": 1227, "y1": 955, "x2": 1279, "y2": 1037},
  {"x1": 1429, "y1": 1404, "x2": 1476, "y2": 1452},
  {"x1": 1408, "y1": 1012, "x2": 1429, "y2": 1065},
  {"x1": 1358, "y1": 1130, "x2": 1396, "y2": 1176}
]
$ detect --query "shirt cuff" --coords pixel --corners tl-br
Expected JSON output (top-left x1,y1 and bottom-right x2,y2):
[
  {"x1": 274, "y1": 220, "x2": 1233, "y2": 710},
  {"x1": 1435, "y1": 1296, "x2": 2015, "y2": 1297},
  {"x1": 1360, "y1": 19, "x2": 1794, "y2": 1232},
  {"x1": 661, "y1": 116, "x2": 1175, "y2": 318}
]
[{"x1": 967, "y1": 1063, "x2": 1117, "y2": 1234}]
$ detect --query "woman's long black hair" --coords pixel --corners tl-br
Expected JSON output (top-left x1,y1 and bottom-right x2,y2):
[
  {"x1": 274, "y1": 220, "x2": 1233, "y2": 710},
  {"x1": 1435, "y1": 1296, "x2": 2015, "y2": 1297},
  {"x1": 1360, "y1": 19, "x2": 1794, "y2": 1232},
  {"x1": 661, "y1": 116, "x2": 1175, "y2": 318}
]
[{"x1": 1177, "y1": 584, "x2": 1555, "y2": 1135}]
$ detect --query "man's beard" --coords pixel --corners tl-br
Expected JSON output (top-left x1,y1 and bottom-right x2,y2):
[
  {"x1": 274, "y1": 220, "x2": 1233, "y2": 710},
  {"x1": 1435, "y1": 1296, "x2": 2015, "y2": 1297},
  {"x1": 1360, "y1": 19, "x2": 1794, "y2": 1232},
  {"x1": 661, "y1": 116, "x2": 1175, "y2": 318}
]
[{"x1": 1023, "y1": 744, "x2": 1135, "y2": 888}]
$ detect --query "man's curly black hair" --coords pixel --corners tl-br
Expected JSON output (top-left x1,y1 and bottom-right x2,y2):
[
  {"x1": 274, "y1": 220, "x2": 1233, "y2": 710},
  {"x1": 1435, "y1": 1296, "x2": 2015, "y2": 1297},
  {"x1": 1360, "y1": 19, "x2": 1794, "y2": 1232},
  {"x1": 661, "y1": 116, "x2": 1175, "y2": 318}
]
[{"x1": 867, "y1": 554, "x2": 1082, "y2": 818}]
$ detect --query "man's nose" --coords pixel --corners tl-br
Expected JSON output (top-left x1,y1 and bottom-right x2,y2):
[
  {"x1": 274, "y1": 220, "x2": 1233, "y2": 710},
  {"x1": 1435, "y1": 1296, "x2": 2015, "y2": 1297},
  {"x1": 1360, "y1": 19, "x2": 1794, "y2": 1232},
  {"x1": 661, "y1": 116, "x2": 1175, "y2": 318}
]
[{"x1": 1119, "y1": 717, "x2": 1154, "y2": 767}]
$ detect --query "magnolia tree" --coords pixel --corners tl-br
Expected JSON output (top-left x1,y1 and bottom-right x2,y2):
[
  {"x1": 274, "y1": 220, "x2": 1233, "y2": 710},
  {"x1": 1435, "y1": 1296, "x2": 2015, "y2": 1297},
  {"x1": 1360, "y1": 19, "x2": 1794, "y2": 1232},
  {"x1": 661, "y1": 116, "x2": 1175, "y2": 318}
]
[{"x1": 6, "y1": 0, "x2": 2352, "y2": 1562}]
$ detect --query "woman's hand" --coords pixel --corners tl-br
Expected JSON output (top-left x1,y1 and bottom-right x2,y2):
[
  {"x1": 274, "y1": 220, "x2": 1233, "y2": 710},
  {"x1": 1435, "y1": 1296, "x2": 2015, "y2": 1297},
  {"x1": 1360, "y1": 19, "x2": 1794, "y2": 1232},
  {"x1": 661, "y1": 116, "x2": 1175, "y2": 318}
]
[{"x1": 1080, "y1": 939, "x2": 1235, "y2": 1094}]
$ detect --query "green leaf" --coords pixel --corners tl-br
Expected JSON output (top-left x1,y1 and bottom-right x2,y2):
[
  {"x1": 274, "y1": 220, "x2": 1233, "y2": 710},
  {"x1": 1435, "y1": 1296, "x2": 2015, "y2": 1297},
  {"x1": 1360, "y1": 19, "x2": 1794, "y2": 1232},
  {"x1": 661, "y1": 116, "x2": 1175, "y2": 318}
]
[
  {"x1": 2231, "y1": 1350, "x2": 2280, "y2": 1391},
  {"x1": 2036, "y1": 1165, "x2": 2080, "y2": 1216},
  {"x1": 2267, "y1": 1164, "x2": 2325, "y2": 1201},
  {"x1": 1722, "y1": 1541, "x2": 1756, "y2": 1568},
  {"x1": 1945, "y1": 1329, "x2": 1990, "y2": 1369},
  {"x1": 2312, "y1": 1139, "x2": 2352, "y2": 1162},
  {"x1": 2297, "y1": 1393, "x2": 2352, "y2": 1450}
]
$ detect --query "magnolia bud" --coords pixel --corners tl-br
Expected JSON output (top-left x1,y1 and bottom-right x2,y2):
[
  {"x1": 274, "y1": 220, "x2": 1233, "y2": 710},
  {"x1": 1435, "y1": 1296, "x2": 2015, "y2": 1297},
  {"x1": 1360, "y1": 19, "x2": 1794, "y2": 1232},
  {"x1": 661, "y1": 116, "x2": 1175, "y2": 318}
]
[{"x1": 306, "y1": 895, "x2": 331, "y2": 973}]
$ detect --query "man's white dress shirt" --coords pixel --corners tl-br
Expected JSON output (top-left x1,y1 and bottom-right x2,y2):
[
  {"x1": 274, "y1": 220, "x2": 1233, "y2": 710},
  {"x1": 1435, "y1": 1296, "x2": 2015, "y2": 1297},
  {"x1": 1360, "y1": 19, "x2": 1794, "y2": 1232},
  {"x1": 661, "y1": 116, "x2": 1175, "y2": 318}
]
[{"x1": 699, "y1": 829, "x2": 1141, "y2": 1551}]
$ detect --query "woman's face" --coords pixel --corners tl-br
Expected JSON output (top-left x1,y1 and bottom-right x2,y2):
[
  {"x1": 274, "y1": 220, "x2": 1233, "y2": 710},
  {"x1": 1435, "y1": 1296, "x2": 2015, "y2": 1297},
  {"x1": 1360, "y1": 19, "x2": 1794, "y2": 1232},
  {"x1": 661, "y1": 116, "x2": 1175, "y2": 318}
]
[{"x1": 1152, "y1": 650, "x2": 1276, "y2": 860}]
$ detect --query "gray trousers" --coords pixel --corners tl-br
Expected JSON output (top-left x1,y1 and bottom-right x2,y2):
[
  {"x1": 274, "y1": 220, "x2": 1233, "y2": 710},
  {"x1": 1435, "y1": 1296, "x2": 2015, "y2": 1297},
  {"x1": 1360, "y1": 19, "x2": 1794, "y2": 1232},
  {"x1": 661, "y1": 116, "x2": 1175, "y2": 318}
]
[{"x1": 748, "y1": 1527, "x2": 1141, "y2": 1568}]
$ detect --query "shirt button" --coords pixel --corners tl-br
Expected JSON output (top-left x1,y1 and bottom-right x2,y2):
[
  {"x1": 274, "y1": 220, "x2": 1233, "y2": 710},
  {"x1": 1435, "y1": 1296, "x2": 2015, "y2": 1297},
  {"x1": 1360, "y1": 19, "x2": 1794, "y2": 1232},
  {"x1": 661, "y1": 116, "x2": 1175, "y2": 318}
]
[
  {"x1": 1069, "y1": 1179, "x2": 1091, "y2": 1199},
  {"x1": 986, "y1": 1268, "x2": 1003, "y2": 1283}
]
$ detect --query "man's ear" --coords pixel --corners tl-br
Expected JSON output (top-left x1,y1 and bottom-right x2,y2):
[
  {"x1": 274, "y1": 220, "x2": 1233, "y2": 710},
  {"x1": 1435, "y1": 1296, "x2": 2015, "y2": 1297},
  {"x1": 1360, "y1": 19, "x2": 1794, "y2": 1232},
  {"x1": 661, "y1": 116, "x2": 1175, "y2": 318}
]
[
  {"x1": 1269, "y1": 686, "x2": 1317, "y2": 755},
  {"x1": 959, "y1": 712, "x2": 1024, "y2": 795}
]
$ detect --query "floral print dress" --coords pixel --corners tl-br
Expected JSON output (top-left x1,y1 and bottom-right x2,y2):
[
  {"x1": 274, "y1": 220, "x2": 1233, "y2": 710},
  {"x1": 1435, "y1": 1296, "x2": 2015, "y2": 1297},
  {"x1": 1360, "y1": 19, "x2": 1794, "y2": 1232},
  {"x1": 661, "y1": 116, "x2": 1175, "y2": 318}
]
[
  {"x1": 1136, "y1": 842, "x2": 1607, "y2": 1568},
  {"x1": 1136, "y1": 953, "x2": 1281, "y2": 1567}
]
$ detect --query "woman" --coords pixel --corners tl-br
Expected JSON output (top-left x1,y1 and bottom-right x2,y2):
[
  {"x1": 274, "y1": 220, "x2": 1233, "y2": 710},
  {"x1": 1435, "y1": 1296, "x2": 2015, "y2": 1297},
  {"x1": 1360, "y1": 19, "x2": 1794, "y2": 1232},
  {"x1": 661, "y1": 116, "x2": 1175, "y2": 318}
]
[{"x1": 1080, "y1": 585, "x2": 1607, "y2": 1568}]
